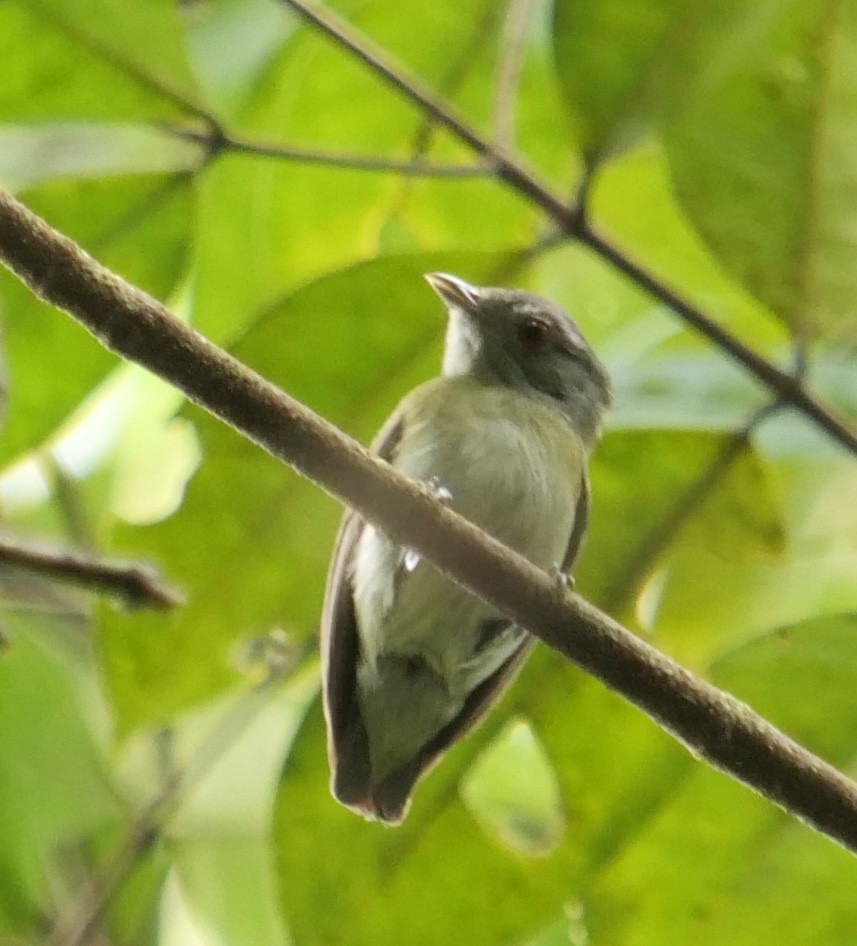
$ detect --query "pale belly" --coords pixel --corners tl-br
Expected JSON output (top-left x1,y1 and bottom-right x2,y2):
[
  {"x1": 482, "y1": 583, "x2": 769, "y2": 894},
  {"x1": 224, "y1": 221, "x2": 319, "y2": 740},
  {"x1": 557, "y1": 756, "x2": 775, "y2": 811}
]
[{"x1": 351, "y1": 378, "x2": 585, "y2": 698}]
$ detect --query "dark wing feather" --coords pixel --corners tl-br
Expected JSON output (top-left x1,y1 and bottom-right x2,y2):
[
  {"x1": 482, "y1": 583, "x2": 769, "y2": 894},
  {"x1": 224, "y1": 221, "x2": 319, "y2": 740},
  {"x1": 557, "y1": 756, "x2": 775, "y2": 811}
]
[
  {"x1": 370, "y1": 634, "x2": 535, "y2": 821},
  {"x1": 321, "y1": 412, "x2": 404, "y2": 811},
  {"x1": 562, "y1": 472, "x2": 590, "y2": 574}
]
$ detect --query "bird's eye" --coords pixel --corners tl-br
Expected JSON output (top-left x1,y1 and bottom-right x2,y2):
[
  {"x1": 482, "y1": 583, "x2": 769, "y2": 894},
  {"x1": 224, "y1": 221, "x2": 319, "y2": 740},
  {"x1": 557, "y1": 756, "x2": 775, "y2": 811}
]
[{"x1": 517, "y1": 317, "x2": 550, "y2": 349}]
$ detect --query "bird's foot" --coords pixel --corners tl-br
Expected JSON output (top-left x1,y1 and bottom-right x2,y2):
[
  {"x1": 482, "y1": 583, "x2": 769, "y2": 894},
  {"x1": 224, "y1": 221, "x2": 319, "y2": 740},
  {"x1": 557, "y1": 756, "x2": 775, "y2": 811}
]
[
  {"x1": 404, "y1": 478, "x2": 453, "y2": 572},
  {"x1": 424, "y1": 475, "x2": 453, "y2": 504},
  {"x1": 550, "y1": 563, "x2": 575, "y2": 596}
]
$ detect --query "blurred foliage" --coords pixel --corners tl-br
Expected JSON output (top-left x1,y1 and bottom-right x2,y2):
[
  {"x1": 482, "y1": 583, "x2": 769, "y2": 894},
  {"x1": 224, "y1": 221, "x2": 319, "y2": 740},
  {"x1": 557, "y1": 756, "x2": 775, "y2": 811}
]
[{"x1": 1, "y1": 0, "x2": 856, "y2": 944}]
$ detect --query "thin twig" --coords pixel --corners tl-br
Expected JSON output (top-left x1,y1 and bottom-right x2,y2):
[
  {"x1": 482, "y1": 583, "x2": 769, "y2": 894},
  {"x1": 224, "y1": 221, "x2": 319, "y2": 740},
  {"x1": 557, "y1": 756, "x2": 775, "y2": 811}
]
[
  {"x1": 276, "y1": 0, "x2": 573, "y2": 220},
  {"x1": 2, "y1": 190, "x2": 857, "y2": 854},
  {"x1": 493, "y1": 0, "x2": 540, "y2": 150},
  {"x1": 0, "y1": 536, "x2": 183, "y2": 610},
  {"x1": 45, "y1": 808, "x2": 163, "y2": 946},
  {"x1": 576, "y1": 222, "x2": 857, "y2": 453},
  {"x1": 277, "y1": 0, "x2": 857, "y2": 457},
  {"x1": 165, "y1": 125, "x2": 491, "y2": 178}
]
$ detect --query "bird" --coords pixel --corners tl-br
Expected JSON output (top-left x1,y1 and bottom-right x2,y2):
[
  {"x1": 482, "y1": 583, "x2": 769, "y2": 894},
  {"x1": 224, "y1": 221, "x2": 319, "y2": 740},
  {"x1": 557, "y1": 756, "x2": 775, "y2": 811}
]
[{"x1": 321, "y1": 272, "x2": 611, "y2": 823}]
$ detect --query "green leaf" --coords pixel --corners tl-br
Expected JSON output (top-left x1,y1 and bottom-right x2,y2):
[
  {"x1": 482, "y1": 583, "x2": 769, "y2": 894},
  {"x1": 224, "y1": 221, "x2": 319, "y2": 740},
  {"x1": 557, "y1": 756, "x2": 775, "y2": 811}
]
[
  {"x1": 0, "y1": 611, "x2": 120, "y2": 930},
  {"x1": 666, "y1": 0, "x2": 857, "y2": 337},
  {"x1": 460, "y1": 718, "x2": 566, "y2": 858},
  {"x1": 552, "y1": 0, "x2": 788, "y2": 163},
  {"x1": 169, "y1": 840, "x2": 289, "y2": 946},
  {"x1": 580, "y1": 614, "x2": 857, "y2": 946},
  {"x1": 115, "y1": 666, "x2": 318, "y2": 946},
  {"x1": 24, "y1": 0, "x2": 201, "y2": 110},
  {"x1": 190, "y1": 0, "x2": 543, "y2": 343},
  {"x1": 651, "y1": 432, "x2": 857, "y2": 665},
  {"x1": 273, "y1": 701, "x2": 580, "y2": 946},
  {"x1": 712, "y1": 612, "x2": 857, "y2": 762},
  {"x1": 608, "y1": 353, "x2": 766, "y2": 431},
  {"x1": 0, "y1": 175, "x2": 193, "y2": 463},
  {"x1": 181, "y1": 0, "x2": 295, "y2": 118},
  {"x1": 578, "y1": 430, "x2": 776, "y2": 611},
  {"x1": 1, "y1": 1, "x2": 194, "y2": 123}
]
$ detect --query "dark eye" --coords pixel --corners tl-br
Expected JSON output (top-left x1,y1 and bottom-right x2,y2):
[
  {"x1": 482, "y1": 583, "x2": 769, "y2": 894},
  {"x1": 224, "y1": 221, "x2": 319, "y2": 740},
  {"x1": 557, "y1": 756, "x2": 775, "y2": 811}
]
[{"x1": 517, "y1": 317, "x2": 550, "y2": 349}]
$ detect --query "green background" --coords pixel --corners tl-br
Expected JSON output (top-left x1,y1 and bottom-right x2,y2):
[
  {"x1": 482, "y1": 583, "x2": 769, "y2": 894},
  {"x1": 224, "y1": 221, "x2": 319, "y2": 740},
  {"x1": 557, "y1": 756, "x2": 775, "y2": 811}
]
[{"x1": 1, "y1": 0, "x2": 856, "y2": 943}]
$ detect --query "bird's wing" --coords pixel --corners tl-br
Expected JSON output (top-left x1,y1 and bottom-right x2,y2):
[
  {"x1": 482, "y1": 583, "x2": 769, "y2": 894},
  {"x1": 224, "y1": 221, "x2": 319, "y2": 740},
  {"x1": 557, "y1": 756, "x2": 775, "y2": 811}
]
[
  {"x1": 324, "y1": 417, "x2": 592, "y2": 822},
  {"x1": 321, "y1": 410, "x2": 404, "y2": 812},
  {"x1": 562, "y1": 471, "x2": 591, "y2": 575},
  {"x1": 370, "y1": 470, "x2": 592, "y2": 822}
]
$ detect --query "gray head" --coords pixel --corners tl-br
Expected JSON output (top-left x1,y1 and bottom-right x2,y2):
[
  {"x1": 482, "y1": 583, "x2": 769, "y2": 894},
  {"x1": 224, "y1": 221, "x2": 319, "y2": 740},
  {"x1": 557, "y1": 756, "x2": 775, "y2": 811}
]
[{"x1": 425, "y1": 272, "x2": 612, "y2": 446}]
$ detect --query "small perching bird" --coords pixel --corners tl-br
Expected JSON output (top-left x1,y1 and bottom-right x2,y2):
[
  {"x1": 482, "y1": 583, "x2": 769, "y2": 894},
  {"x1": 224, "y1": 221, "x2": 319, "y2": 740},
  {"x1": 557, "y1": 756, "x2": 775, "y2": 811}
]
[{"x1": 321, "y1": 273, "x2": 611, "y2": 823}]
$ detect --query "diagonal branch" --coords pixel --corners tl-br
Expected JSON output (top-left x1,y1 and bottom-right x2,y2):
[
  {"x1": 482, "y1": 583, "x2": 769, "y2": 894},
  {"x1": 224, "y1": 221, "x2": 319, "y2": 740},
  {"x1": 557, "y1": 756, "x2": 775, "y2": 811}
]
[
  {"x1": 2, "y1": 188, "x2": 857, "y2": 853},
  {"x1": 276, "y1": 0, "x2": 857, "y2": 457},
  {"x1": 576, "y1": 222, "x2": 857, "y2": 453},
  {"x1": 276, "y1": 0, "x2": 573, "y2": 221}
]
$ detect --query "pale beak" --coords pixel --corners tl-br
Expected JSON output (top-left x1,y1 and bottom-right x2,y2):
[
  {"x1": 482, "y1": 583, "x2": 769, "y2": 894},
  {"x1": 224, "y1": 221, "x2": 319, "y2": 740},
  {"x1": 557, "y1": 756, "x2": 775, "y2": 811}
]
[{"x1": 424, "y1": 272, "x2": 481, "y2": 313}]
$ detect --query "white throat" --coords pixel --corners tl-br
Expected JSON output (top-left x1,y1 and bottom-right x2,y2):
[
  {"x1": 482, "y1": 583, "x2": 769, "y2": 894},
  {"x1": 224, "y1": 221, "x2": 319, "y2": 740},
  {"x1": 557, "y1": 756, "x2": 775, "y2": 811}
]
[{"x1": 441, "y1": 308, "x2": 480, "y2": 377}]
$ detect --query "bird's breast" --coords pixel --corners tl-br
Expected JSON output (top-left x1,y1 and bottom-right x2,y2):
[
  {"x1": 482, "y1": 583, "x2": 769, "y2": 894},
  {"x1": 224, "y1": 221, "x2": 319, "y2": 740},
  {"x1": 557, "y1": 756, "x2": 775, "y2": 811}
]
[
  {"x1": 351, "y1": 378, "x2": 586, "y2": 685},
  {"x1": 395, "y1": 379, "x2": 584, "y2": 556}
]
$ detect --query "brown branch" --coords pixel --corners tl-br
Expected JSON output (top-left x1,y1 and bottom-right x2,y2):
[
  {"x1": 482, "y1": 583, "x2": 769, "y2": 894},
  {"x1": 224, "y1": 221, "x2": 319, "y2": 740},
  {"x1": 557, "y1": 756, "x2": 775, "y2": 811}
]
[
  {"x1": 276, "y1": 0, "x2": 574, "y2": 221},
  {"x1": 577, "y1": 221, "x2": 857, "y2": 454},
  {"x1": 2, "y1": 190, "x2": 857, "y2": 854},
  {"x1": 46, "y1": 806, "x2": 162, "y2": 946},
  {"x1": 0, "y1": 536, "x2": 183, "y2": 610},
  {"x1": 277, "y1": 0, "x2": 857, "y2": 457}
]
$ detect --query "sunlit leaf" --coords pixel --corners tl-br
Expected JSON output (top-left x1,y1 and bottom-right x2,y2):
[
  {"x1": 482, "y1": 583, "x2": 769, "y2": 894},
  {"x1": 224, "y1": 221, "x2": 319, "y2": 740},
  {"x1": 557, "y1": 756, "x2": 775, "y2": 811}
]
[
  {"x1": 0, "y1": 124, "x2": 201, "y2": 190},
  {"x1": 461, "y1": 717, "x2": 566, "y2": 858},
  {"x1": 1, "y1": 1, "x2": 194, "y2": 123}
]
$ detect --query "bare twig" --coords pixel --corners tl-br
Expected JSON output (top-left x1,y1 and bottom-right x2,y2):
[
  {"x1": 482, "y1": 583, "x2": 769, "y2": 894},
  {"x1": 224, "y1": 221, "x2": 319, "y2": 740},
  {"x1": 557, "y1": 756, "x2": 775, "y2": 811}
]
[
  {"x1": 2, "y1": 189, "x2": 857, "y2": 854},
  {"x1": 164, "y1": 125, "x2": 491, "y2": 178},
  {"x1": 576, "y1": 221, "x2": 857, "y2": 453},
  {"x1": 276, "y1": 0, "x2": 573, "y2": 220},
  {"x1": 276, "y1": 0, "x2": 857, "y2": 456},
  {"x1": 46, "y1": 806, "x2": 162, "y2": 946},
  {"x1": 0, "y1": 535, "x2": 183, "y2": 610}
]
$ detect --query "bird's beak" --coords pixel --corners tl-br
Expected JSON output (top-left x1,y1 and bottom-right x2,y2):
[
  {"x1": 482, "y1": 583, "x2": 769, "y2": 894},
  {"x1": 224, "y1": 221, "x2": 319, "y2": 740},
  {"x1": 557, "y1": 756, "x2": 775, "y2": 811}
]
[{"x1": 424, "y1": 272, "x2": 481, "y2": 313}]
